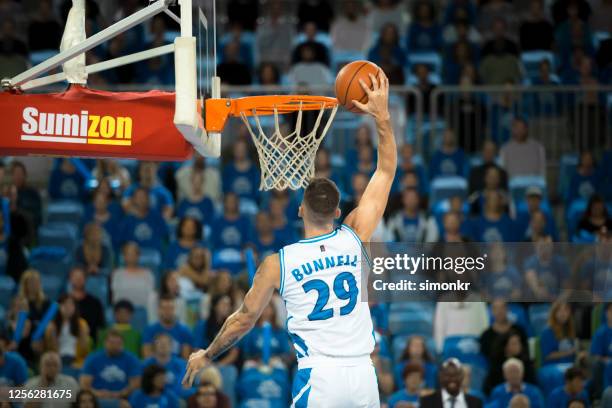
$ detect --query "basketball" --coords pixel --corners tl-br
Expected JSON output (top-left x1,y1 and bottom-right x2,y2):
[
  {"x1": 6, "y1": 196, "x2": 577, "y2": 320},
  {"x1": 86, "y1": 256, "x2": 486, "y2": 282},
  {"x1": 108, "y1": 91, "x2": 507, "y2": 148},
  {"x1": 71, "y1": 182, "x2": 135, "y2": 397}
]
[{"x1": 335, "y1": 60, "x2": 382, "y2": 113}]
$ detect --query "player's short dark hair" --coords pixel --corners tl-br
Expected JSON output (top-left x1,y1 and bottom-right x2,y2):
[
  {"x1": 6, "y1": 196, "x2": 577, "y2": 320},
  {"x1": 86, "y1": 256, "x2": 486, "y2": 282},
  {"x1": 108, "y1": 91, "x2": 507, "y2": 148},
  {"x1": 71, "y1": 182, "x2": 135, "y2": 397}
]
[
  {"x1": 303, "y1": 177, "x2": 340, "y2": 224},
  {"x1": 564, "y1": 367, "x2": 584, "y2": 382}
]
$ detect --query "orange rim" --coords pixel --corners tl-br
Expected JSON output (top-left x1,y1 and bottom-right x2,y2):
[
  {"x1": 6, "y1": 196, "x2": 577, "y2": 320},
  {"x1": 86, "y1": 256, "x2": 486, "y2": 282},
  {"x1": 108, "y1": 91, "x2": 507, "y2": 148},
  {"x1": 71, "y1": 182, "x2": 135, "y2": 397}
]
[{"x1": 205, "y1": 95, "x2": 338, "y2": 132}]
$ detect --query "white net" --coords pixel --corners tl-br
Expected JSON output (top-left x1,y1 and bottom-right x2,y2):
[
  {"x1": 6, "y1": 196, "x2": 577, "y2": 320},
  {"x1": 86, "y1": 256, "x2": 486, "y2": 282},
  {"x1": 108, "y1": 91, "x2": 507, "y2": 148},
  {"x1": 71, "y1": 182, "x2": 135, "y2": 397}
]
[{"x1": 240, "y1": 103, "x2": 338, "y2": 191}]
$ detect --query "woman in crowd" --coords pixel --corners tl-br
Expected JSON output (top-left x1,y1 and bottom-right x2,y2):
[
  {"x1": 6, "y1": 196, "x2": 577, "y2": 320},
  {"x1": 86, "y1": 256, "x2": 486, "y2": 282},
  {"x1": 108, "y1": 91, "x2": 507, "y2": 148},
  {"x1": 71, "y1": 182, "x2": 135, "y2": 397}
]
[
  {"x1": 480, "y1": 299, "x2": 527, "y2": 362},
  {"x1": 541, "y1": 301, "x2": 578, "y2": 365},
  {"x1": 74, "y1": 223, "x2": 112, "y2": 274},
  {"x1": 72, "y1": 389, "x2": 100, "y2": 408},
  {"x1": 194, "y1": 294, "x2": 240, "y2": 366},
  {"x1": 484, "y1": 330, "x2": 536, "y2": 395},
  {"x1": 395, "y1": 335, "x2": 438, "y2": 389},
  {"x1": 577, "y1": 194, "x2": 612, "y2": 236},
  {"x1": 367, "y1": 23, "x2": 406, "y2": 68},
  {"x1": 111, "y1": 241, "x2": 155, "y2": 308},
  {"x1": 179, "y1": 246, "x2": 212, "y2": 291},
  {"x1": 187, "y1": 381, "x2": 231, "y2": 408},
  {"x1": 164, "y1": 217, "x2": 204, "y2": 271},
  {"x1": 129, "y1": 364, "x2": 179, "y2": 408}
]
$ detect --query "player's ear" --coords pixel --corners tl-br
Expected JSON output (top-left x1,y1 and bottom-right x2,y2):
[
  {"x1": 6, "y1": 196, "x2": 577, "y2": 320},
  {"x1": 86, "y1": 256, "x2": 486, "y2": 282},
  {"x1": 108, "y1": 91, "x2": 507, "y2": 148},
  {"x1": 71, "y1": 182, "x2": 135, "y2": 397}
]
[{"x1": 334, "y1": 207, "x2": 341, "y2": 219}]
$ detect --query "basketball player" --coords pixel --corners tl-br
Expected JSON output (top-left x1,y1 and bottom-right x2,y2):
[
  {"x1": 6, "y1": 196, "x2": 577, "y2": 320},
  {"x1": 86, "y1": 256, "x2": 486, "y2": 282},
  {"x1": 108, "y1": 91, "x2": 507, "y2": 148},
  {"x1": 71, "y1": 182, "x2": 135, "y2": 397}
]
[{"x1": 183, "y1": 71, "x2": 396, "y2": 407}]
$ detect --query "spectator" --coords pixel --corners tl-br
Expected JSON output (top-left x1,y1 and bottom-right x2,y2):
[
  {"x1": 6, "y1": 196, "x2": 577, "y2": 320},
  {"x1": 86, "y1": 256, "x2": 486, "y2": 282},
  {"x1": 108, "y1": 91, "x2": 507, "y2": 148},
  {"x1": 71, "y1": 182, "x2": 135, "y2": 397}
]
[
  {"x1": 176, "y1": 170, "x2": 216, "y2": 227},
  {"x1": 142, "y1": 295, "x2": 193, "y2": 359},
  {"x1": 72, "y1": 389, "x2": 99, "y2": 408},
  {"x1": 589, "y1": 0, "x2": 612, "y2": 32},
  {"x1": 111, "y1": 242, "x2": 155, "y2": 308},
  {"x1": 480, "y1": 300, "x2": 528, "y2": 362},
  {"x1": 92, "y1": 160, "x2": 131, "y2": 193},
  {"x1": 489, "y1": 358, "x2": 544, "y2": 408},
  {"x1": 164, "y1": 217, "x2": 204, "y2": 271},
  {"x1": 80, "y1": 329, "x2": 141, "y2": 402},
  {"x1": 217, "y1": 41, "x2": 252, "y2": 85},
  {"x1": 433, "y1": 301, "x2": 489, "y2": 352},
  {"x1": 388, "y1": 188, "x2": 427, "y2": 242},
  {"x1": 577, "y1": 195, "x2": 612, "y2": 236},
  {"x1": 471, "y1": 190, "x2": 516, "y2": 242},
  {"x1": 256, "y1": 0, "x2": 295, "y2": 68},
  {"x1": 523, "y1": 237, "x2": 570, "y2": 300},
  {"x1": 27, "y1": 0, "x2": 62, "y2": 51},
  {"x1": 0, "y1": 18, "x2": 28, "y2": 77},
  {"x1": 388, "y1": 363, "x2": 427, "y2": 408},
  {"x1": 420, "y1": 358, "x2": 483, "y2": 408},
  {"x1": 516, "y1": 187, "x2": 559, "y2": 241},
  {"x1": 48, "y1": 159, "x2": 86, "y2": 201},
  {"x1": 211, "y1": 192, "x2": 253, "y2": 251},
  {"x1": 142, "y1": 333, "x2": 189, "y2": 399},
  {"x1": 11, "y1": 161, "x2": 42, "y2": 230},
  {"x1": 292, "y1": 22, "x2": 330, "y2": 66},
  {"x1": 226, "y1": 0, "x2": 258, "y2": 32},
  {"x1": 508, "y1": 393, "x2": 531, "y2": 408},
  {"x1": 532, "y1": 59, "x2": 559, "y2": 86},
  {"x1": 341, "y1": 173, "x2": 391, "y2": 241},
  {"x1": 187, "y1": 381, "x2": 231, "y2": 408},
  {"x1": 269, "y1": 193, "x2": 298, "y2": 245},
  {"x1": 136, "y1": 16, "x2": 173, "y2": 85},
  {"x1": 18, "y1": 269, "x2": 51, "y2": 336},
  {"x1": 179, "y1": 246, "x2": 212, "y2": 291},
  {"x1": 468, "y1": 166, "x2": 509, "y2": 215},
  {"x1": 408, "y1": 64, "x2": 437, "y2": 115},
  {"x1": 407, "y1": 1, "x2": 442, "y2": 52},
  {"x1": 176, "y1": 155, "x2": 222, "y2": 203},
  {"x1": 39, "y1": 294, "x2": 90, "y2": 369},
  {"x1": 241, "y1": 303, "x2": 291, "y2": 363},
  {"x1": 468, "y1": 140, "x2": 508, "y2": 194},
  {"x1": 552, "y1": 0, "x2": 592, "y2": 25},
  {"x1": 296, "y1": 0, "x2": 334, "y2": 32},
  {"x1": 251, "y1": 211, "x2": 283, "y2": 259},
  {"x1": 24, "y1": 351, "x2": 80, "y2": 408},
  {"x1": 433, "y1": 210, "x2": 472, "y2": 243},
  {"x1": 590, "y1": 303, "x2": 612, "y2": 361},
  {"x1": 123, "y1": 162, "x2": 174, "y2": 220},
  {"x1": 555, "y1": 2, "x2": 594, "y2": 65},
  {"x1": 478, "y1": 1, "x2": 518, "y2": 40},
  {"x1": 257, "y1": 62, "x2": 280, "y2": 85},
  {"x1": 429, "y1": 129, "x2": 466, "y2": 180},
  {"x1": 368, "y1": 0, "x2": 407, "y2": 35},
  {"x1": 568, "y1": 151, "x2": 601, "y2": 203},
  {"x1": 0, "y1": 329, "x2": 28, "y2": 387},
  {"x1": 74, "y1": 223, "x2": 112, "y2": 275},
  {"x1": 330, "y1": 0, "x2": 369, "y2": 52},
  {"x1": 541, "y1": 301, "x2": 578, "y2": 365},
  {"x1": 484, "y1": 331, "x2": 536, "y2": 395},
  {"x1": 548, "y1": 367, "x2": 590, "y2": 407},
  {"x1": 96, "y1": 300, "x2": 141, "y2": 357},
  {"x1": 519, "y1": 0, "x2": 554, "y2": 50},
  {"x1": 148, "y1": 271, "x2": 201, "y2": 325},
  {"x1": 500, "y1": 118, "x2": 546, "y2": 179},
  {"x1": 287, "y1": 42, "x2": 333, "y2": 85},
  {"x1": 128, "y1": 364, "x2": 179, "y2": 408},
  {"x1": 194, "y1": 294, "x2": 240, "y2": 366},
  {"x1": 479, "y1": 18, "x2": 521, "y2": 85},
  {"x1": 84, "y1": 189, "x2": 122, "y2": 249},
  {"x1": 444, "y1": 32, "x2": 479, "y2": 85},
  {"x1": 480, "y1": 245, "x2": 522, "y2": 300},
  {"x1": 68, "y1": 267, "x2": 105, "y2": 342},
  {"x1": 119, "y1": 187, "x2": 169, "y2": 251},
  {"x1": 395, "y1": 335, "x2": 438, "y2": 389},
  {"x1": 222, "y1": 137, "x2": 260, "y2": 202},
  {"x1": 368, "y1": 23, "x2": 406, "y2": 68}
]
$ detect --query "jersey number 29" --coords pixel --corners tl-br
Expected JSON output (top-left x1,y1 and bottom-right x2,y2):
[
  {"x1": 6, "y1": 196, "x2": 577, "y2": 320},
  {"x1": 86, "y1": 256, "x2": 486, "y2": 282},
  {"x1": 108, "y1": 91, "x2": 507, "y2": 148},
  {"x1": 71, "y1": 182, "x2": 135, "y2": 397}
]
[{"x1": 302, "y1": 272, "x2": 358, "y2": 321}]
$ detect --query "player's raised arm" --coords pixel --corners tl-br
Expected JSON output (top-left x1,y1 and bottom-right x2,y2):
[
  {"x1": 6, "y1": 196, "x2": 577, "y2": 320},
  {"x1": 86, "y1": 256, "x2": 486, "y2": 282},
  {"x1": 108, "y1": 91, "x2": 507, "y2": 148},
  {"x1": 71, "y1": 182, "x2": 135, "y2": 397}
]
[
  {"x1": 182, "y1": 254, "x2": 280, "y2": 386},
  {"x1": 344, "y1": 71, "x2": 397, "y2": 242}
]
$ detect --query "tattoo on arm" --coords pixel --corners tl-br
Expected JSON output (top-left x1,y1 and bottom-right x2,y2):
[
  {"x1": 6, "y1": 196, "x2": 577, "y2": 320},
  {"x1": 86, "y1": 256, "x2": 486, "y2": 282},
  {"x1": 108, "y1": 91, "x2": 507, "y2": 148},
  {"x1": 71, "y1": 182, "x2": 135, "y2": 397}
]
[{"x1": 205, "y1": 303, "x2": 251, "y2": 360}]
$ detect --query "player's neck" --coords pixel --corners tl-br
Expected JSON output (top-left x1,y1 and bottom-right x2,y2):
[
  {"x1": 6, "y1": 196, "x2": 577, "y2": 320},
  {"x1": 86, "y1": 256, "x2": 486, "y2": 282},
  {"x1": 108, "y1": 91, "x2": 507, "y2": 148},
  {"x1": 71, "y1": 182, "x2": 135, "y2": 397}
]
[{"x1": 303, "y1": 223, "x2": 335, "y2": 240}]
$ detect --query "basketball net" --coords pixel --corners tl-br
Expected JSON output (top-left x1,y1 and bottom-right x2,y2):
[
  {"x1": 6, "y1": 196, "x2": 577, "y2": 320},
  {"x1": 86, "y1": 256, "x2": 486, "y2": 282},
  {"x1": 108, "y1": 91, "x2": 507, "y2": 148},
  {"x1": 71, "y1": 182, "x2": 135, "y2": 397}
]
[{"x1": 240, "y1": 103, "x2": 338, "y2": 191}]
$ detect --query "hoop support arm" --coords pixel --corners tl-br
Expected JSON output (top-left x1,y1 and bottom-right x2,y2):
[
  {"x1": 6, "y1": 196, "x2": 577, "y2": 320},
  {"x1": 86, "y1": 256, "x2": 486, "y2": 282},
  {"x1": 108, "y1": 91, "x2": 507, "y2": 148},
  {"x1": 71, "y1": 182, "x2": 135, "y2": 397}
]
[
  {"x1": 8, "y1": 0, "x2": 171, "y2": 88},
  {"x1": 21, "y1": 44, "x2": 175, "y2": 91}
]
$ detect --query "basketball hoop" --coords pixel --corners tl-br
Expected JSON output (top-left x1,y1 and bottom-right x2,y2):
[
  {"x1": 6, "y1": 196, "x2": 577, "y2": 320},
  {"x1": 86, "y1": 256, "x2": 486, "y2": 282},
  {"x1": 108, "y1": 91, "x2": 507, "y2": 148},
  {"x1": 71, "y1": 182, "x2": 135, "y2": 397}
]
[{"x1": 206, "y1": 95, "x2": 339, "y2": 191}]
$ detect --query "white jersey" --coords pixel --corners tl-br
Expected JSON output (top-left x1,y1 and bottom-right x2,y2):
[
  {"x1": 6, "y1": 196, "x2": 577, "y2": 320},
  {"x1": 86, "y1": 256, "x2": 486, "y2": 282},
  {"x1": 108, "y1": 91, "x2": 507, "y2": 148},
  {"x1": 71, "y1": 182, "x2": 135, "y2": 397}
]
[{"x1": 279, "y1": 224, "x2": 375, "y2": 368}]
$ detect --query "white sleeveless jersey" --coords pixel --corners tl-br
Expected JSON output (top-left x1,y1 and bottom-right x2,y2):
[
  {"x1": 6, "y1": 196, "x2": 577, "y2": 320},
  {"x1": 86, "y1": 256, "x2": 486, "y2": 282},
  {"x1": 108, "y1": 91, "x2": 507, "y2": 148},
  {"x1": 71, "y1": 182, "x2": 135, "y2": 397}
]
[{"x1": 279, "y1": 224, "x2": 375, "y2": 368}]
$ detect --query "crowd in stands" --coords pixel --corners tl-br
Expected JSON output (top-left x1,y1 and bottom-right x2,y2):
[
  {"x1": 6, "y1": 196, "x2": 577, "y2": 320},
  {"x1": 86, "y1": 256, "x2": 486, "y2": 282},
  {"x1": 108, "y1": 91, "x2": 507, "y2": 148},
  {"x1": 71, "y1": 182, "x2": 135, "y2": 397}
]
[{"x1": 0, "y1": 0, "x2": 611, "y2": 408}]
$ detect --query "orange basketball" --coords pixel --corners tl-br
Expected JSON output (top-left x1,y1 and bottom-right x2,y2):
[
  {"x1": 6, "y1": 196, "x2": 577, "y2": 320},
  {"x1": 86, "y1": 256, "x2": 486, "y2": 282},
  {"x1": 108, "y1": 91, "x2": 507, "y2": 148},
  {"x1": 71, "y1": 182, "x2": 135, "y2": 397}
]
[{"x1": 335, "y1": 60, "x2": 383, "y2": 113}]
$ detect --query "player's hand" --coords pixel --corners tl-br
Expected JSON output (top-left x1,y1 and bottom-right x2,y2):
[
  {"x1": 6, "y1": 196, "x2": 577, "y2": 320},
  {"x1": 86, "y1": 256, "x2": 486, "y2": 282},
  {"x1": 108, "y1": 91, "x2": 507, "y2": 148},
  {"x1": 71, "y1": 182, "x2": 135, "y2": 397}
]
[
  {"x1": 182, "y1": 349, "x2": 210, "y2": 387},
  {"x1": 352, "y1": 71, "x2": 390, "y2": 122}
]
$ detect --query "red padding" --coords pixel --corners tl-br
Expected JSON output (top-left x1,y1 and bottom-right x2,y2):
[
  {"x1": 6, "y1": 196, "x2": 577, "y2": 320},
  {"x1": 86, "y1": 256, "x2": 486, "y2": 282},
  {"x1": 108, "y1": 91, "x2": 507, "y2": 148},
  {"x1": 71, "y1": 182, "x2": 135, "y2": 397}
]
[{"x1": 0, "y1": 85, "x2": 192, "y2": 161}]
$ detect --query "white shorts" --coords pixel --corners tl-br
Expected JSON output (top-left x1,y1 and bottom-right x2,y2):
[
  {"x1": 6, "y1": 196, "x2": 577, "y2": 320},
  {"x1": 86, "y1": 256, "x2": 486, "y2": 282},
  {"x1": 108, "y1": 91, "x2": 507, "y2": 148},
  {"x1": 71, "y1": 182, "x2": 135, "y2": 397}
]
[{"x1": 290, "y1": 363, "x2": 380, "y2": 408}]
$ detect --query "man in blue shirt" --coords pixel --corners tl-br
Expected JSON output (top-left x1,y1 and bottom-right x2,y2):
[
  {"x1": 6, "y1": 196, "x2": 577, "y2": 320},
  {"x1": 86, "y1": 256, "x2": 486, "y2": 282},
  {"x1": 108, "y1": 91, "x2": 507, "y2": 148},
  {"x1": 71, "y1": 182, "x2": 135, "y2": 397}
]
[
  {"x1": 222, "y1": 138, "x2": 260, "y2": 203},
  {"x1": 48, "y1": 159, "x2": 86, "y2": 200},
  {"x1": 0, "y1": 330, "x2": 28, "y2": 387},
  {"x1": 80, "y1": 329, "x2": 141, "y2": 401},
  {"x1": 590, "y1": 303, "x2": 612, "y2": 361},
  {"x1": 489, "y1": 358, "x2": 544, "y2": 408},
  {"x1": 429, "y1": 128, "x2": 466, "y2": 180},
  {"x1": 237, "y1": 360, "x2": 290, "y2": 408},
  {"x1": 142, "y1": 295, "x2": 193, "y2": 360},
  {"x1": 123, "y1": 161, "x2": 174, "y2": 220},
  {"x1": 142, "y1": 333, "x2": 191, "y2": 399},
  {"x1": 119, "y1": 187, "x2": 169, "y2": 251},
  {"x1": 548, "y1": 367, "x2": 590, "y2": 408},
  {"x1": 388, "y1": 362, "x2": 424, "y2": 408},
  {"x1": 210, "y1": 192, "x2": 253, "y2": 251}
]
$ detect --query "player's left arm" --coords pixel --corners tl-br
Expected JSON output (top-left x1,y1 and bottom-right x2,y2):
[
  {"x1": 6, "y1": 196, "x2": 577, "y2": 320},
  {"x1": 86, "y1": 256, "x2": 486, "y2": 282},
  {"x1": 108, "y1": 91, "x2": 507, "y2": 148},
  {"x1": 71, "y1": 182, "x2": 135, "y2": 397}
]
[{"x1": 182, "y1": 254, "x2": 280, "y2": 386}]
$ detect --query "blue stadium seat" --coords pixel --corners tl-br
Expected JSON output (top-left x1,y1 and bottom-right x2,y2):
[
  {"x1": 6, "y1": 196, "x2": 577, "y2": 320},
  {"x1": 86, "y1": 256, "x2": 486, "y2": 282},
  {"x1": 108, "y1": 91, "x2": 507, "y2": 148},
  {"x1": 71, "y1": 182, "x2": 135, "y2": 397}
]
[
  {"x1": 429, "y1": 176, "x2": 468, "y2": 208},
  {"x1": 408, "y1": 52, "x2": 443, "y2": 77},
  {"x1": 388, "y1": 311, "x2": 433, "y2": 336},
  {"x1": 442, "y1": 336, "x2": 488, "y2": 369},
  {"x1": 0, "y1": 276, "x2": 15, "y2": 309},
  {"x1": 85, "y1": 275, "x2": 109, "y2": 308},
  {"x1": 131, "y1": 306, "x2": 148, "y2": 333},
  {"x1": 332, "y1": 50, "x2": 366, "y2": 73},
  {"x1": 219, "y1": 364, "x2": 238, "y2": 408},
  {"x1": 211, "y1": 248, "x2": 243, "y2": 275},
  {"x1": 538, "y1": 362, "x2": 573, "y2": 398},
  {"x1": 508, "y1": 176, "x2": 547, "y2": 205},
  {"x1": 38, "y1": 223, "x2": 79, "y2": 254},
  {"x1": 521, "y1": 51, "x2": 556, "y2": 80},
  {"x1": 528, "y1": 303, "x2": 551, "y2": 337},
  {"x1": 46, "y1": 200, "x2": 84, "y2": 225},
  {"x1": 40, "y1": 274, "x2": 64, "y2": 301},
  {"x1": 565, "y1": 199, "x2": 587, "y2": 240},
  {"x1": 29, "y1": 246, "x2": 72, "y2": 280}
]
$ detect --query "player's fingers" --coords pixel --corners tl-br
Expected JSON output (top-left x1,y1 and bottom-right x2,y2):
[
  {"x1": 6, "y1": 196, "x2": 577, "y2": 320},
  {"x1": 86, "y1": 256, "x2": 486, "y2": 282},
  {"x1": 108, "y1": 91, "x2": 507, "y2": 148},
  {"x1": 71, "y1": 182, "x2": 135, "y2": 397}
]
[
  {"x1": 369, "y1": 73, "x2": 379, "y2": 91},
  {"x1": 358, "y1": 79, "x2": 372, "y2": 96},
  {"x1": 352, "y1": 100, "x2": 368, "y2": 112},
  {"x1": 182, "y1": 366, "x2": 192, "y2": 386},
  {"x1": 189, "y1": 368, "x2": 199, "y2": 387}
]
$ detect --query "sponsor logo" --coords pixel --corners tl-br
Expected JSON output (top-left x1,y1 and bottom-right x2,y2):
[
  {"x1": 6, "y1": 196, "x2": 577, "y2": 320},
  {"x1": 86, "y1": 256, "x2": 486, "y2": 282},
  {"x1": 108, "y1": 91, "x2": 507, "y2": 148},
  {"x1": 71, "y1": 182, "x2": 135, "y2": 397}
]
[{"x1": 21, "y1": 107, "x2": 133, "y2": 146}]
